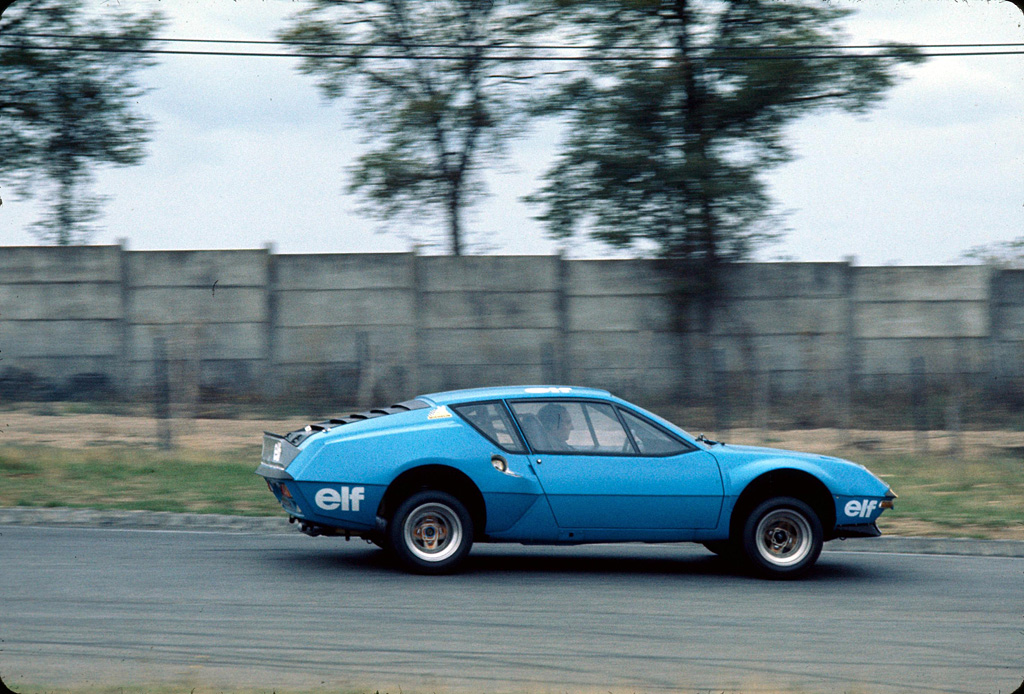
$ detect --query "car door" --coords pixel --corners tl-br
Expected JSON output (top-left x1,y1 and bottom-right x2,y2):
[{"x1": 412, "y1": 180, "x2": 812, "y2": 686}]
[{"x1": 507, "y1": 399, "x2": 724, "y2": 530}]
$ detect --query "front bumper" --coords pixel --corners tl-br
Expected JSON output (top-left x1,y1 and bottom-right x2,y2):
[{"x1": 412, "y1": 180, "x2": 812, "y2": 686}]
[{"x1": 833, "y1": 522, "x2": 882, "y2": 539}]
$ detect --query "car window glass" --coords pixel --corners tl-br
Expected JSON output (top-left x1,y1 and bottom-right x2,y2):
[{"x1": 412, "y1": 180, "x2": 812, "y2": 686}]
[
  {"x1": 453, "y1": 402, "x2": 525, "y2": 453},
  {"x1": 582, "y1": 402, "x2": 634, "y2": 453},
  {"x1": 509, "y1": 400, "x2": 634, "y2": 455},
  {"x1": 619, "y1": 409, "x2": 691, "y2": 456}
]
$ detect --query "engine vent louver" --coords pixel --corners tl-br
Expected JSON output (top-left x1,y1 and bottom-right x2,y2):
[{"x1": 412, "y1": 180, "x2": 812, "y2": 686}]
[{"x1": 283, "y1": 398, "x2": 431, "y2": 446}]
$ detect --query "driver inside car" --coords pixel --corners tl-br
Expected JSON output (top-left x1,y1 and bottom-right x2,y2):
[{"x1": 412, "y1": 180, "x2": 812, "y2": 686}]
[{"x1": 538, "y1": 403, "x2": 574, "y2": 451}]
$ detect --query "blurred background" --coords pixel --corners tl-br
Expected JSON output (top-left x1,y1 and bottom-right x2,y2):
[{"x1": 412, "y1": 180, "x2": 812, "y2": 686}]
[{"x1": 1, "y1": 0, "x2": 1022, "y2": 534}]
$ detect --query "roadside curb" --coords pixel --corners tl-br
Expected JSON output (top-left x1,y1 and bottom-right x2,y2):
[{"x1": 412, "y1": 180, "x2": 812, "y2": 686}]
[
  {"x1": 3, "y1": 506, "x2": 1024, "y2": 557},
  {"x1": 824, "y1": 535, "x2": 1024, "y2": 558},
  {"x1": 0, "y1": 507, "x2": 292, "y2": 534}
]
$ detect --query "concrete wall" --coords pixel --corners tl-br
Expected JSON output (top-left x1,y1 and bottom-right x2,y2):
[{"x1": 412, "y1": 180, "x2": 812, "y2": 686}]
[
  {"x1": 1, "y1": 245, "x2": 1021, "y2": 407},
  {"x1": 271, "y1": 253, "x2": 416, "y2": 403},
  {"x1": 852, "y1": 266, "x2": 993, "y2": 390},
  {"x1": 0, "y1": 246, "x2": 125, "y2": 386},
  {"x1": 990, "y1": 269, "x2": 1024, "y2": 396},
  {"x1": 710, "y1": 262, "x2": 852, "y2": 397},
  {"x1": 126, "y1": 250, "x2": 271, "y2": 397},
  {"x1": 417, "y1": 255, "x2": 562, "y2": 393},
  {"x1": 564, "y1": 260, "x2": 686, "y2": 400}
]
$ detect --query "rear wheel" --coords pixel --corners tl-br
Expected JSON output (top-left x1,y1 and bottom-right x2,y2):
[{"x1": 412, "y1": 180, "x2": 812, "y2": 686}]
[
  {"x1": 388, "y1": 490, "x2": 474, "y2": 574},
  {"x1": 741, "y1": 497, "x2": 823, "y2": 579}
]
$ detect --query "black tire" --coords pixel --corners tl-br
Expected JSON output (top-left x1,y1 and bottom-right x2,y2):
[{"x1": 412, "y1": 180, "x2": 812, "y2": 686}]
[
  {"x1": 740, "y1": 496, "x2": 823, "y2": 579},
  {"x1": 387, "y1": 490, "x2": 474, "y2": 574}
]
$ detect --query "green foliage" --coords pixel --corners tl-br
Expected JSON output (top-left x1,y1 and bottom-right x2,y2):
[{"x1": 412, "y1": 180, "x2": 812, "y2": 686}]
[
  {"x1": 279, "y1": 0, "x2": 554, "y2": 255},
  {"x1": 0, "y1": 0, "x2": 164, "y2": 245},
  {"x1": 960, "y1": 235, "x2": 1024, "y2": 268},
  {"x1": 528, "y1": 0, "x2": 923, "y2": 295}
]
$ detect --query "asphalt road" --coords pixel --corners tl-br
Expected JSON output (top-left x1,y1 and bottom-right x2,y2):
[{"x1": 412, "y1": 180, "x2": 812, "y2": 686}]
[{"x1": 1, "y1": 526, "x2": 1021, "y2": 694}]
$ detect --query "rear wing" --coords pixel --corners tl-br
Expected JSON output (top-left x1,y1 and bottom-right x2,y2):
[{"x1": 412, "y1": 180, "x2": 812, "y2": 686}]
[{"x1": 257, "y1": 433, "x2": 300, "y2": 479}]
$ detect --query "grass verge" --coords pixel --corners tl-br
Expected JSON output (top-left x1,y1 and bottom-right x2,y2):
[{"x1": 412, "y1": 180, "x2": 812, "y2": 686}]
[
  {"x1": 0, "y1": 445, "x2": 279, "y2": 516},
  {"x1": 866, "y1": 452, "x2": 1024, "y2": 539}
]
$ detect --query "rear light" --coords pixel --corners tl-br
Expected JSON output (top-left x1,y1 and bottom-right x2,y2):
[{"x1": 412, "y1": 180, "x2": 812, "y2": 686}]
[
  {"x1": 280, "y1": 483, "x2": 294, "y2": 499},
  {"x1": 880, "y1": 490, "x2": 898, "y2": 510}
]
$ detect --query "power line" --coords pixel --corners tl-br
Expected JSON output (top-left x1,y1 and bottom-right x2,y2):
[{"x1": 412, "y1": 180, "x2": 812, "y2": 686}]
[
  {"x1": 2, "y1": 34, "x2": 1023, "y2": 61},
  {"x1": 6, "y1": 31, "x2": 1024, "y2": 52},
  {"x1": 2, "y1": 43, "x2": 1022, "y2": 61}
]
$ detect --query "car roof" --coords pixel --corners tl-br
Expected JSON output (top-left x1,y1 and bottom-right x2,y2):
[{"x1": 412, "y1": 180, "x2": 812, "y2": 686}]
[{"x1": 419, "y1": 385, "x2": 613, "y2": 406}]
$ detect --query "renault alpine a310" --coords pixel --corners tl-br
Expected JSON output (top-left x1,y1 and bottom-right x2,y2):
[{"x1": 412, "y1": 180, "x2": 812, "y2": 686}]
[{"x1": 257, "y1": 386, "x2": 895, "y2": 578}]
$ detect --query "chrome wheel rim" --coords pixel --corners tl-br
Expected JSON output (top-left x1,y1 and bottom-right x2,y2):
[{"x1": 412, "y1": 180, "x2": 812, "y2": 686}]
[
  {"x1": 755, "y1": 508, "x2": 812, "y2": 567},
  {"x1": 403, "y1": 502, "x2": 463, "y2": 563}
]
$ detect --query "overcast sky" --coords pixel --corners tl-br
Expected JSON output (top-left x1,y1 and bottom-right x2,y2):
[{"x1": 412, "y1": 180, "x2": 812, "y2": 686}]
[{"x1": 1, "y1": 0, "x2": 1022, "y2": 265}]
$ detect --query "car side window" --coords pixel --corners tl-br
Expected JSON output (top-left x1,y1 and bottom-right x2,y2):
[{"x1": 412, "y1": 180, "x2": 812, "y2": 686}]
[
  {"x1": 452, "y1": 401, "x2": 526, "y2": 453},
  {"x1": 508, "y1": 400, "x2": 637, "y2": 455},
  {"x1": 618, "y1": 409, "x2": 694, "y2": 456}
]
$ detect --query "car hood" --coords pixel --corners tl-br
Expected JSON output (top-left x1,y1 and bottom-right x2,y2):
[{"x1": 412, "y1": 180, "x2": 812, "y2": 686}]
[{"x1": 709, "y1": 443, "x2": 846, "y2": 465}]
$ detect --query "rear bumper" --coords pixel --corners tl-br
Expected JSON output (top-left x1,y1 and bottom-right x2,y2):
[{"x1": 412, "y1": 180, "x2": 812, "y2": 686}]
[{"x1": 256, "y1": 461, "x2": 294, "y2": 480}]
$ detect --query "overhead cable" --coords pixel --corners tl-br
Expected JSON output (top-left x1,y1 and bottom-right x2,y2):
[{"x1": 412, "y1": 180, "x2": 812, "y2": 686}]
[{"x1": 2, "y1": 34, "x2": 1023, "y2": 60}]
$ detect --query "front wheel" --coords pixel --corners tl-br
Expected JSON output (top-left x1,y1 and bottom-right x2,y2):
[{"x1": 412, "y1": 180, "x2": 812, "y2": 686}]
[
  {"x1": 741, "y1": 497, "x2": 823, "y2": 579},
  {"x1": 388, "y1": 490, "x2": 474, "y2": 574}
]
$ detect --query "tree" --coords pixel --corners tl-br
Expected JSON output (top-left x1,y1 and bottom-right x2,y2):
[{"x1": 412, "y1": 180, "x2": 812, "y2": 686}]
[
  {"x1": 0, "y1": 0, "x2": 163, "y2": 245},
  {"x1": 279, "y1": 0, "x2": 552, "y2": 255},
  {"x1": 528, "y1": 0, "x2": 922, "y2": 303},
  {"x1": 961, "y1": 236, "x2": 1024, "y2": 268}
]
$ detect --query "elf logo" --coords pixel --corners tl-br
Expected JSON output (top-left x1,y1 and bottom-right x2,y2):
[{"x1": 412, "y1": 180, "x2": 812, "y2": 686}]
[
  {"x1": 844, "y1": 499, "x2": 879, "y2": 518},
  {"x1": 315, "y1": 486, "x2": 365, "y2": 512}
]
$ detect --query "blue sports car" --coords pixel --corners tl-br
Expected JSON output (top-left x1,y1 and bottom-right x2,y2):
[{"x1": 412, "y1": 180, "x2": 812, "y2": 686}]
[{"x1": 257, "y1": 386, "x2": 895, "y2": 578}]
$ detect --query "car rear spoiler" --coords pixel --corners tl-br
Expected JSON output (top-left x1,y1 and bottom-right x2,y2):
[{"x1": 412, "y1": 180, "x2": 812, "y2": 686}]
[{"x1": 257, "y1": 432, "x2": 300, "y2": 479}]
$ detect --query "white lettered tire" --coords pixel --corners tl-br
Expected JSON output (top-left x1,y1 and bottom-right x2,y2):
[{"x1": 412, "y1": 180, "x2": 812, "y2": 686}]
[
  {"x1": 741, "y1": 497, "x2": 823, "y2": 579},
  {"x1": 388, "y1": 490, "x2": 474, "y2": 574}
]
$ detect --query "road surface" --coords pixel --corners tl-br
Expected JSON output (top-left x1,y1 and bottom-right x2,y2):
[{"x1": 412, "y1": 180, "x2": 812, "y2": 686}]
[{"x1": 1, "y1": 525, "x2": 1021, "y2": 693}]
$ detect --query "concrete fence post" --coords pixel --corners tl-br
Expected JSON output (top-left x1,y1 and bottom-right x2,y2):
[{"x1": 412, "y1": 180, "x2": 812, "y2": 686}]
[
  {"x1": 411, "y1": 246, "x2": 424, "y2": 395},
  {"x1": 356, "y1": 331, "x2": 375, "y2": 407},
  {"x1": 712, "y1": 348, "x2": 730, "y2": 434},
  {"x1": 555, "y1": 252, "x2": 569, "y2": 385},
  {"x1": 153, "y1": 336, "x2": 172, "y2": 450},
  {"x1": 842, "y1": 258, "x2": 857, "y2": 438},
  {"x1": 117, "y1": 240, "x2": 132, "y2": 398},
  {"x1": 264, "y1": 242, "x2": 278, "y2": 401},
  {"x1": 911, "y1": 356, "x2": 928, "y2": 455},
  {"x1": 946, "y1": 373, "x2": 963, "y2": 459}
]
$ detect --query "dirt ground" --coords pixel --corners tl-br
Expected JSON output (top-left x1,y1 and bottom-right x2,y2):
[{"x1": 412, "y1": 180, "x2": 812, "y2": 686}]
[{"x1": 0, "y1": 409, "x2": 311, "y2": 452}]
